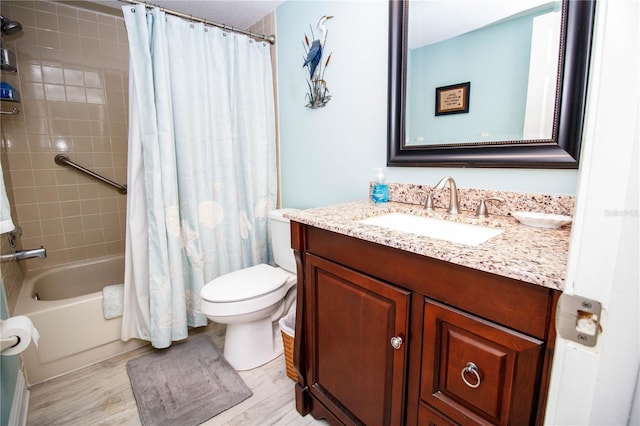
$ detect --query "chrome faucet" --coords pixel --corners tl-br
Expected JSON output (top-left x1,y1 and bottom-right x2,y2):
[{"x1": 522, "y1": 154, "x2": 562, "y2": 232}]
[
  {"x1": 435, "y1": 176, "x2": 460, "y2": 214},
  {"x1": 0, "y1": 246, "x2": 47, "y2": 262}
]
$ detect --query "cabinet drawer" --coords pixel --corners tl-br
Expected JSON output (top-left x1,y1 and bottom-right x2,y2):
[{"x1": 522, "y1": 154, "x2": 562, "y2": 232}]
[
  {"x1": 418, "y1": 402, "x2": 456, "y2": 426},
  {"x1": 421, "y1": 300, "x2": 543, "y2": 425}
]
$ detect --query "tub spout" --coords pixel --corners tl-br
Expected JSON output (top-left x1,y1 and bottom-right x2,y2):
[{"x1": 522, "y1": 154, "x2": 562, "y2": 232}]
[
  {"x1": 16, "y1": 247, "x2": 47, "y2": 260},
  {"x1": 0, "y1": 247, "x2": 47, "y2": 262}
]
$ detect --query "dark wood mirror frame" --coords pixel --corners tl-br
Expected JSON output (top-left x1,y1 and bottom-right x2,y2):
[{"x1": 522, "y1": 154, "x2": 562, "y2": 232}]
[{"x1": 387, "y1": 0, "x2": 596, "y2": 168}]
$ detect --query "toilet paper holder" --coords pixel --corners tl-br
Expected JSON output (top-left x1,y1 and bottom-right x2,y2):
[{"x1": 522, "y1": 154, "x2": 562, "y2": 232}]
[
  {"x1": 0, "y1": 316, "x2": 40, "y2": 356},
  {"x1": 1, "y1": 335, "x2": 20, "y2": 353},
  {"x1": 0, "y1": 319, "x2": 20, "y2": 353}
]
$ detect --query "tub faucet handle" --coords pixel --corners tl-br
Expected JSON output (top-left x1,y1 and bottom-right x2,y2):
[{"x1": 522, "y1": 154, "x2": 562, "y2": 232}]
[{"x1": 7, "y1": 226, "x2": 21, "y2": 248}]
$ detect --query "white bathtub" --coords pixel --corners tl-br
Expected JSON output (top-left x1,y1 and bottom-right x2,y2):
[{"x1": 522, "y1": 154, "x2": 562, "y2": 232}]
[{"x1": 13, "y1": 255, "x2": 146, "y2": 385}]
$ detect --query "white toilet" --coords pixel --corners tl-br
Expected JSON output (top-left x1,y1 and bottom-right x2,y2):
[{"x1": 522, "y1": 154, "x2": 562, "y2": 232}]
[{"x1": 200, "y1": 208, "x2": 299, "y2": 370}]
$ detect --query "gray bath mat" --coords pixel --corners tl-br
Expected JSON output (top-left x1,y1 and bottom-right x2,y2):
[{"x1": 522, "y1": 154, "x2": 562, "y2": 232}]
[{"x1": 126, "y1": 334, "x2": 253, "y2": 426}]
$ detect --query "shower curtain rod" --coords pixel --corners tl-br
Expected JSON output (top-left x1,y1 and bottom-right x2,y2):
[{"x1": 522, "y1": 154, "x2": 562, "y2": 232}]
[{"x1": 118, "y1": 0, "x2": 276, "y2": 44}]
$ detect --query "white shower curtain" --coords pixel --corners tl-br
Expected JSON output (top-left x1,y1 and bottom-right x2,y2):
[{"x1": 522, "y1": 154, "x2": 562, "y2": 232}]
[{"x1": 121, "y1": 5, "x2": 277, "y2": 348}]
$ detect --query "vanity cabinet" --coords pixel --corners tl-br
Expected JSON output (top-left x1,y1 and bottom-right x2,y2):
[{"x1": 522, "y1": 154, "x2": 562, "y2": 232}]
[{"x1": 291, "y1": 222, "x2": 560, "y2": 426}]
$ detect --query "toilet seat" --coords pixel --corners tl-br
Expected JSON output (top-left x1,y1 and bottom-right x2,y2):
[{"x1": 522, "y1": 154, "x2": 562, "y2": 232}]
[{"x1": 201, "y1": 264, "x2": 289, "y2": 303}]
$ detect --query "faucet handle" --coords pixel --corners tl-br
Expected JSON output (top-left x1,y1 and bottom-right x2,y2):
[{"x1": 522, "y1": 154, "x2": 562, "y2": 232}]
[
  {"x1": 475, "y1": 197, "x2": 506, "y2": 218},
  {"x1": 424, "y1": 193, "x2": 434, "y2": 211},
  {"x1": 7, "y1": 226, "x2": 22, "y2": 249}
]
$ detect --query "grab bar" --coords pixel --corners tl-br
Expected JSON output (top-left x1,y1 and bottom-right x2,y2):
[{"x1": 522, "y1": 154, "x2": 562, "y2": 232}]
[
  {"x1": 0, "y1": 107, "x2": 20, "y2": 116},
  {"x1": 54, "y1": 154, "x2": 127, "y2": 194}
]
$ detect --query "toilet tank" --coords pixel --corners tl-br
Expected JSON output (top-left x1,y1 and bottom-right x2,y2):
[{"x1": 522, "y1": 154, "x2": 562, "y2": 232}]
[{"x1": 268, "y1": 208, "x2": 299, "y2": 273}]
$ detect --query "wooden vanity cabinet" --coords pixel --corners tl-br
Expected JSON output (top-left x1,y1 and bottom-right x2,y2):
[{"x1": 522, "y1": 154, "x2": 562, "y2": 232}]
[{"x1": 291, "y1": 222, "x2": 560, "y2": 426}]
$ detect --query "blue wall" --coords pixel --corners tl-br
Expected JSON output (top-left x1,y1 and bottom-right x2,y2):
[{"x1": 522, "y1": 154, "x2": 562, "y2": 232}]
[
  {"x1": 276, "y1": 1, "x2": 578, "y2": 210},
  {"x1": 407, "y1": 15, "x2": 533, "y2": 144},
  {"x1": 1, "y1": 283, "x2": 19, "y2": 426}
]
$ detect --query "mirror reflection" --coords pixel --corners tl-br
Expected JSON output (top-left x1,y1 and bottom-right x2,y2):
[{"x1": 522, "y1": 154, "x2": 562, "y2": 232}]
[{"x1": 406, "y1": 0, "x2": 562, "y2": 146}]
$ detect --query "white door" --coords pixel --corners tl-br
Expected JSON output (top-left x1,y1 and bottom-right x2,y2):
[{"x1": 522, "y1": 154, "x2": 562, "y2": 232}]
[{"x1": 545, "y1": 0, "x2": 640, "y2": 424}]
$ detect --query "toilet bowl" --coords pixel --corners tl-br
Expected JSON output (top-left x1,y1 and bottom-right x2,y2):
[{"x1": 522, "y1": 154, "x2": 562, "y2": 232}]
[{"x1": 200, "y1": 208, "x2": 299, "y2": 370}]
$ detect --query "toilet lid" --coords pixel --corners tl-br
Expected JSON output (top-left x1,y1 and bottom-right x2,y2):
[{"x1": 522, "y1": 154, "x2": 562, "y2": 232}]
[{"x1": 201, "y1": 264, "x2": 289, "y2": 303}]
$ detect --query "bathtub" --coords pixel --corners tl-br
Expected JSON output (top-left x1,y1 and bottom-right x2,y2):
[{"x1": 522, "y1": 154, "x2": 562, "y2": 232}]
[{"x1": 13, "y1": 255, "x2": 146, "y2": 385}]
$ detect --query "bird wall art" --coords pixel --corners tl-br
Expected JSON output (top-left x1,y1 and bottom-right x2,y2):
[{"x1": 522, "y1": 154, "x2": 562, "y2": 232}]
[{"x1": 302, "y1": 15, "x2": 333, "y2": 109}]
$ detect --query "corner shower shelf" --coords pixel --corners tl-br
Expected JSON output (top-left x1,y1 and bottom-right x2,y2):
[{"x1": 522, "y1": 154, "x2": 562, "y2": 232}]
[
  {"x1": 1, "y1": 47, "x2": 21, "y2": 115},
  {"x1": 0, "y1": 82, "x2": 21, "y2": 115},
  {"x1": 1, "y1": 47, "x2": 18, "y2": 72},
  {"x1": 0, "y1": 84, "x2": 20, "y2": 102}
]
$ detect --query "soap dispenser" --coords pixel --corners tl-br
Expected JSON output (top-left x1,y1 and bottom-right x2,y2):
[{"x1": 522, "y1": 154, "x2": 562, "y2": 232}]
[{"x1": 371, "y1": 168, "x2": 389, "y2": 204}]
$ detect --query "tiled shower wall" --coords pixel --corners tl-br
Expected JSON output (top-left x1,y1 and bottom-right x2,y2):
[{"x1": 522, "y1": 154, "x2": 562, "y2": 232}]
[{"x1": 0, "y1": 1, "x2": 129, "y2": 308}]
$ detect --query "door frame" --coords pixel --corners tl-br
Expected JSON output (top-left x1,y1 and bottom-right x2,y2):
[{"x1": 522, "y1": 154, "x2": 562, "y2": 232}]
[{"x1": 545, "y1": 0, "x2": 639, "y2": 423}]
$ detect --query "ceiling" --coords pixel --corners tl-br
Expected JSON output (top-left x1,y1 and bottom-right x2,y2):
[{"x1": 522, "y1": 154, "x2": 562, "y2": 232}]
[
  {"x1": 84, "y1": 0, "x2": 554, "y2": 47},
  {"x1": 88, "y1": 0, "x2": 284, "y2": 30},
  {"x1": 409, "y1": 0, "x2": 556, "y2": 49}
]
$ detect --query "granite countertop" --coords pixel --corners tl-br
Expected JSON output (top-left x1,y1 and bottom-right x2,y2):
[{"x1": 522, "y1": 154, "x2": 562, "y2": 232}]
[{"x1": 286, "y1": 200, "x2": 571, "y2": 291}]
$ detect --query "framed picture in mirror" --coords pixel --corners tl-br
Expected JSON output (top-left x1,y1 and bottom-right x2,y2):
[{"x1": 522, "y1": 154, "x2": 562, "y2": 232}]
[{"x1": 435, "y1": 82, "x2": 470, "y2": 116}]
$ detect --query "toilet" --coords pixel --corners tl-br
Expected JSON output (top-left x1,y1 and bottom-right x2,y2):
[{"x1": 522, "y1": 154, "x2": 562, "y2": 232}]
[{"x1": 200, "y1": 208, "x2": 299, "y2": 370}]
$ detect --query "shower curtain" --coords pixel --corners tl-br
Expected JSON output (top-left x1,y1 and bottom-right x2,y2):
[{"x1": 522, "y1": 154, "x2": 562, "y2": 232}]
[{"x1": 121, "y1": 5, "x2": 277, "y2": 348}]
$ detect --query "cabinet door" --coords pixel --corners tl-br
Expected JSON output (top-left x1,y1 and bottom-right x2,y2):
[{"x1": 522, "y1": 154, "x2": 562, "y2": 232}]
[
  {"x1": 421, "y1": 300, "x2": 543, "y2": 425},
  {"x1": 306, "y1": 254, "x2": 410, "y2": 425}
]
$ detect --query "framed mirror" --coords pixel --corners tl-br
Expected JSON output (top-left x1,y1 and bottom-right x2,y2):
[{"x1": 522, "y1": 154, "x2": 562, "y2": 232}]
[{"x1": 387, "y1": 0, "x2": 596, "y2": 168}]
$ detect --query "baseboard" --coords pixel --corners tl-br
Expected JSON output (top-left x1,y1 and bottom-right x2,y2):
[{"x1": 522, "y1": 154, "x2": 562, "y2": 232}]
[{"x1": 8, "y1": 369, "x2": 29, "y2": 426}]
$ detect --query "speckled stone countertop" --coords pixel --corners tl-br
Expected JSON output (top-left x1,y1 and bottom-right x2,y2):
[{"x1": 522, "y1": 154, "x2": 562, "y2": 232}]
[{"x1": 286, "y1": 197, "x2": 572, "y2": 291}]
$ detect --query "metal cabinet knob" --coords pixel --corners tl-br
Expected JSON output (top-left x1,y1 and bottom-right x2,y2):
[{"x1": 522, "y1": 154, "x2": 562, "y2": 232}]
[
  {"x1": 390, "y1": 336, "x2": 403, "y2": 350},
  {"x1": 461, "y1": 362, "x2": 481, "y2": 388}
]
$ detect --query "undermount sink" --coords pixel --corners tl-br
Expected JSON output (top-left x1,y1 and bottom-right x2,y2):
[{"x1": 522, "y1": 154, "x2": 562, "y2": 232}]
[{"x1": 359, "y1": 213, "x2": 503, "y2": 246}]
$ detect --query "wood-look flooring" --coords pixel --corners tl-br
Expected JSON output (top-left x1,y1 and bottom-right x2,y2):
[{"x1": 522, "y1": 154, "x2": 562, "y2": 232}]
[{"x1": 26, "y1": 323, "x2": 326, "y2": 426}]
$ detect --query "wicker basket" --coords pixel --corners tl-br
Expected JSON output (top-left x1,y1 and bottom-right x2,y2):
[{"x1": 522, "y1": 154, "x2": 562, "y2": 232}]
[{"x1": 279, "y1": 312, "x2": 296, "y2": 381}]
